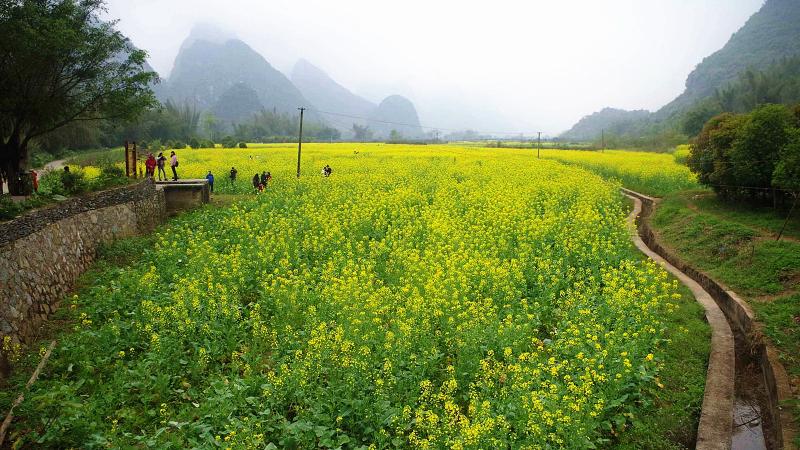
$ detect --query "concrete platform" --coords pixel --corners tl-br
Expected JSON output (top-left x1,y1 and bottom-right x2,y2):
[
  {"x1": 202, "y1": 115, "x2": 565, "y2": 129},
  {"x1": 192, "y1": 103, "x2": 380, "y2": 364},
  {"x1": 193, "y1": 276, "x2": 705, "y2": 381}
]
[{"x1": 155, "y1": 179, "x2": 210, "y2": 215}]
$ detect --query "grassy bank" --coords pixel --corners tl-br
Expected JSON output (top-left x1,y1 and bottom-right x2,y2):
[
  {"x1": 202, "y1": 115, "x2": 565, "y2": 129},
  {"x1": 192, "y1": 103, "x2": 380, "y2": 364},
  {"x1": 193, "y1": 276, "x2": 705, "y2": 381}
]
[{"x1": 649, "y1": 190, "x2": 800, "y2": 444}]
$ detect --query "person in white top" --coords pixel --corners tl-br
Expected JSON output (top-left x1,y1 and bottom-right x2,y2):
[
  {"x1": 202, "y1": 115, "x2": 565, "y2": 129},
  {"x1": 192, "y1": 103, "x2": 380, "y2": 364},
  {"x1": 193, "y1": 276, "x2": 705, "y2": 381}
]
[{"x1": 170, "y1": 151, "x2": 178, "y2": 181}]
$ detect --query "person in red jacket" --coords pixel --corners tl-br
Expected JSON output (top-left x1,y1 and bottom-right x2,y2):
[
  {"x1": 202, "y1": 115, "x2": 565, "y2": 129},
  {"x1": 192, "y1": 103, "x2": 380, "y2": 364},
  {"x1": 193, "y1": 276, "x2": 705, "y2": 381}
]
[
  {"x1": 30, "y1": 169, "x2": 39, "y2": 193},
  {"x1": 145, "y1": 153, "x2": 157, "y2": 179}
]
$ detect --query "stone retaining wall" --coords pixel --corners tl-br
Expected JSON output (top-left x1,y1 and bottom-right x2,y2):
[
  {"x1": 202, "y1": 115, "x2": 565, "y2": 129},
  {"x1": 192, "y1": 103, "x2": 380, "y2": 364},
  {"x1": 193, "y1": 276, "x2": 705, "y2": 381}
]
[
  {"x1": 623, "y1": 188, "x2": 797, "y2": 449},
  {"x1": 0, "y1": 181, "x2": 165, "y2": 375}
]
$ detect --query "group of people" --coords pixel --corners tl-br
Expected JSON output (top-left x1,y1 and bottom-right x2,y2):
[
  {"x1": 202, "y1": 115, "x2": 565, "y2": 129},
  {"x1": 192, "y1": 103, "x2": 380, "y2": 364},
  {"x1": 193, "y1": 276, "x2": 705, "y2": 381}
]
[
  {"x1": 252, "y1": 171, "x2": 272, "y2": 193},
  {"x1": 144, "y1": 151, "x2": 178, "y2": 181},
  {"x1": 137, "y1": 158, "x2": 332, "y2": 195}
]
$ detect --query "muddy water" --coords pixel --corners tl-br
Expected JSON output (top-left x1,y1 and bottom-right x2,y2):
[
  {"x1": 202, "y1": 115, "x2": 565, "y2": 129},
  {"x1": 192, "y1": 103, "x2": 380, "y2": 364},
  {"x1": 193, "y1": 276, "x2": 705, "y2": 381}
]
[
  {"x1": 732, "y1": 333, "x2": 771, "y2": 450},
  {"x1": 733, "y1": 399, "x2": 766, "y2": 449}
]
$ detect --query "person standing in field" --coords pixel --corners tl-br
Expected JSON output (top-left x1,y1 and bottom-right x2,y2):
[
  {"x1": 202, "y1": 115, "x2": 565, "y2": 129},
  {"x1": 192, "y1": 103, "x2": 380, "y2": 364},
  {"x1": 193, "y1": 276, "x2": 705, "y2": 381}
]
[
  {"x1": 252, "y1": 173, "x2": 260, "y2": 191},
  {"x1": 145, "y1": 153, "x2": 156, "y2": 179},
  {"x1": 260, "y1": 171, "x2": 267, "y2": 187},
  {"x1": 206, "y1": 171, "x2": 214, "y2": 193},
  {"x1": 170, "y1": 151, "x2": 178, "y2": 181},
  {"x1": 156, "y1": 152, "x2": 167, "y2": 181},
  {"x1": 229, "y1": 167, "x2": 238, "y2": 186}
]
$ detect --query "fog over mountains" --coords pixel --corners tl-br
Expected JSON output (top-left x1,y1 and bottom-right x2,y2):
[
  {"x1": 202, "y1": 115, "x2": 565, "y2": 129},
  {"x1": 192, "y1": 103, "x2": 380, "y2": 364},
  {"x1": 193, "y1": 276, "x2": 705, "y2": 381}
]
[{"x1": 155, "y1": 25, "x2": 423, "y2": 139}]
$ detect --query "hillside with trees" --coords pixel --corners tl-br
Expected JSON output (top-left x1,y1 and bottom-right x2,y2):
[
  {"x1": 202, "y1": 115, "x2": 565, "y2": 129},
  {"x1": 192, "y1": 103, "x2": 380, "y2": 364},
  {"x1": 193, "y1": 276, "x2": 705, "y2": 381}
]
[{"x1": 562, "y1": 0, "x2": 800, "y2": 146}]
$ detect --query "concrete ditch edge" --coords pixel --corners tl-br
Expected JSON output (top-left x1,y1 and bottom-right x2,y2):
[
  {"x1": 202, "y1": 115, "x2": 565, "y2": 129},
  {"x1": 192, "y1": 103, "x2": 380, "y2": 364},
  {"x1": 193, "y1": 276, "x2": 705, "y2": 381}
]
[
  {"x1": 622, "y1": 187, "x2": 797, "y2": 450},
  {"x1": 624, "y1": 190, "x2": 734, "y2": 449}
]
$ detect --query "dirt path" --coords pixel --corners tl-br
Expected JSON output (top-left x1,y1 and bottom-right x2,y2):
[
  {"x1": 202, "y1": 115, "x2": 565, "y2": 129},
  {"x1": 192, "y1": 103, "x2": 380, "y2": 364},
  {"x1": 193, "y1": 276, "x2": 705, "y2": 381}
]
[{"x1": 42, "y1": 158, "x2": 67, "y2": 173}]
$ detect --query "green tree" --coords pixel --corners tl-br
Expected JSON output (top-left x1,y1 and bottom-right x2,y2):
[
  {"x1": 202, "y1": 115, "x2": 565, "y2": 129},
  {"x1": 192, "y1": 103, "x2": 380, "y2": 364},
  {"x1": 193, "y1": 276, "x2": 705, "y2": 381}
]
[
  {"x1": 729, "y1": 104, "x2": 793, "y2": 189},
  {"x1": 352, "y1": 123, "x2": 372, "y2": 141},
  {"x1": 0, "y1": 0, "x2": 157, "y2": 194},
  {"x1": 773, "y1": 129, "x2": 800, "y2": 192},
  {"x1": 687, "y1": 113, "x2": 747, "y2": 191}
]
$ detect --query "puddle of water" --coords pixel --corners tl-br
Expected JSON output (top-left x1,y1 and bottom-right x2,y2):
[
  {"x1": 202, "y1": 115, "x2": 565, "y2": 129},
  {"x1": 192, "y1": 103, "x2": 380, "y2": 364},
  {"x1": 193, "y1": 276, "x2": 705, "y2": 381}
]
[{"x1": 732, "y1": 399, "x2": 767, "y2": 450}]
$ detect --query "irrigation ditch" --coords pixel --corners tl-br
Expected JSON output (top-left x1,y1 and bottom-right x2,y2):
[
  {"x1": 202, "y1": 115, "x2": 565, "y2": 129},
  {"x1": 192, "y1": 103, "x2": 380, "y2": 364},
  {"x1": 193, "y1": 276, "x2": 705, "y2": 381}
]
[{"x1": 623, "y1": 188, "x2": 797, "y2": 450}]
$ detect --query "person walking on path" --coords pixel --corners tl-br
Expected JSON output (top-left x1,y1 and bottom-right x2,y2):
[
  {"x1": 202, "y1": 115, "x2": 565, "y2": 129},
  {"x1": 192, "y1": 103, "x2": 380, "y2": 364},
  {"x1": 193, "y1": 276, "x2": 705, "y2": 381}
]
[
  {"x1": 30, "y1": 169, "x2": 38, "y2": 193},
  {"x1": 206, "y1": 171, "x2": 215, "y2": 193},
  {"x1": 156, "y1": 152, "x2": 167, "y2": 181},
  {"x1": 170, "y1": 151, "x2": 179, "y2": 181},
  {"x1": 145, "y1": 153, "x2": 157, "y2": 179}
]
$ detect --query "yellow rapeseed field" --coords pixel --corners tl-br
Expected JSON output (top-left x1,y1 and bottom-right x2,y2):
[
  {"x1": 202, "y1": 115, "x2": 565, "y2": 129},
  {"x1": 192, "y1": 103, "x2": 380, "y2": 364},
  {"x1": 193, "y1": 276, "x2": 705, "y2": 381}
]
[
  {"x1": 17, "y1": 144, "x2": 684, "y2": 448},
  {"x1": 539, "y1": 148, "x2": 698, "y2": 196}
]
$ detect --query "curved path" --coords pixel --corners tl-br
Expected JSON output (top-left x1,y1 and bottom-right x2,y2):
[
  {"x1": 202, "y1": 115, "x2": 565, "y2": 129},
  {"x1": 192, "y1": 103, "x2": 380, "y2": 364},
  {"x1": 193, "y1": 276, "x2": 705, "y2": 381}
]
[{"x1": 625, "y1": 190, "x2": 736, "y2": 449}]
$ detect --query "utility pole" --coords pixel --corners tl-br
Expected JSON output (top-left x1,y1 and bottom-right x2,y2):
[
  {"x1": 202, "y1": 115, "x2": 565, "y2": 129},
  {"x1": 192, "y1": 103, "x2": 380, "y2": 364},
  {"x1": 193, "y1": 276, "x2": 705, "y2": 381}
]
[
  {"x1": 537, "y1": 132, "x2": 542, "y2": 159},
  {"x1": 601, "y1": 129, "x2": 605, "y2": 153},
  {"x1": 296, "y1": 107, "x2": 305, "y2": 178}
]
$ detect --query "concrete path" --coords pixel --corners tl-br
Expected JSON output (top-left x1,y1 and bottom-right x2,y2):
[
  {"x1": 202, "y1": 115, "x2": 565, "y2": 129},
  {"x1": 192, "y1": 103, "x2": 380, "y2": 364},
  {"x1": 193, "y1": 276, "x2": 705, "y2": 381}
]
[{"x1": 624, "y1": 190, "x2": 736, "y2": 450}]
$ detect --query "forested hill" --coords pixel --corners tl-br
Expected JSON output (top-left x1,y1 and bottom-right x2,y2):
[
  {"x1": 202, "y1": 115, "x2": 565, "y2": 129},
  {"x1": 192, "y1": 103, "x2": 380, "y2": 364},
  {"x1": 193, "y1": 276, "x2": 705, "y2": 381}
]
[
  {"x1": 560, "y1": 108, "x2": 650, "y2": 142},
  {"x1": 656, "y1": 0, "x2": 800, "y2": 118},
  {"x1": 561, "y1": 0, "x2": 800, "y2": 143}
]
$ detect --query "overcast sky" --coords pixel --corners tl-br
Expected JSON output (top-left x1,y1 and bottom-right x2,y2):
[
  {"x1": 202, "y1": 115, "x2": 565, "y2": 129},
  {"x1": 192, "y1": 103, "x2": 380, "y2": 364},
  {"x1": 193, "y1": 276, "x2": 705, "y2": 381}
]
[{"x1": 105, "y1": 0, "x2": 764, "y2": 135}]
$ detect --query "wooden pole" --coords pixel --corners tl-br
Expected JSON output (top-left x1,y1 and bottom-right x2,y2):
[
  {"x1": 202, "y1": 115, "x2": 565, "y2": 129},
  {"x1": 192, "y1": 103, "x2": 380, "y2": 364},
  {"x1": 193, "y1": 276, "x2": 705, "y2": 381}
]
[{"x1": 296, "y1": 108, "x2": 305, "y2": 178}]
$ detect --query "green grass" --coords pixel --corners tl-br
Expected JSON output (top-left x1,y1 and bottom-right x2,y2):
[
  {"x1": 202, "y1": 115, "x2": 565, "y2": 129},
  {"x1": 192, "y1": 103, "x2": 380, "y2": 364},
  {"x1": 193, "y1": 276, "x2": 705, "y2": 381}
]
[
  {"x1": 686, "y1": 190, "x2": 800, "y2": 241},
  {"x1": 650, "y1": 190, "x2": 800, "y2": 444},
  {"x1": 651, "y1": 193, "x2": 800, "y2": 298}
]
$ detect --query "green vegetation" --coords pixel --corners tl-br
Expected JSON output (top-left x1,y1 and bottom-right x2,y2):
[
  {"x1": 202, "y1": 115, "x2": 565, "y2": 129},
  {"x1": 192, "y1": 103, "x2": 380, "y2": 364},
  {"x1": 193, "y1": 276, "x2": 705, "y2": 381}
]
[
  {"x1": 1, "y1": 146, "x2": 710, "y2": 448},
  {"x1": 0, "y1": 165, "x2": 130, "y2": 221},
  {"x1": 687, "y1": 103, "x2": 800, "y2": 202},
  {"x1": 649, "y1": 190, "x2": 800, "y2": 437},
  {"x1": 0, "y1": 0, "x2": 157, "y2": 195}
]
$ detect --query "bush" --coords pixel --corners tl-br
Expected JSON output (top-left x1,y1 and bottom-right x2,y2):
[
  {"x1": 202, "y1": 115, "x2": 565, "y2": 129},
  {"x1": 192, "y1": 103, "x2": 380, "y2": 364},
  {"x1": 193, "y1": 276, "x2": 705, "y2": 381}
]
[
  {"x1": 92, "y1": 165, "x2": 127, "y2": 190},
  {"x1": 238, "y1": 142, "x2": 247, "y2": 149},
  {"x1": 148, "y1": 139, "x2": 162, "y2": 151},
  {"x1": 188, "y1": 137, "x2": 200, "y2": 149},
  {"x1": 221, "y1": 136, "x2": 236, "y2": 149},
  {"x1": 59, "y1": 168, "x2": 88, "y2": 195},
  {"x1": 201, "y1": 139, "x2": 215, "y2": 149},
  {"x1": 0, "y1": 196, "x2": 24, "y2": 220}
]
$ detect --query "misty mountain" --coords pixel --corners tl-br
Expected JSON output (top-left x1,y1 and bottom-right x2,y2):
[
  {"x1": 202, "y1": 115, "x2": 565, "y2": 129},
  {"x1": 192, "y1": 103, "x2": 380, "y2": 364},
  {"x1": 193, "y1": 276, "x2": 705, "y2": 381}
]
[
  {"x1": 369, "y1": 95, "x2": 423, "y2": 138},
  {"x1": 291, "y1": 59, "x2": 376, "y2": 120},
  {"x1": 159, "y1": 37, "x2": 311, "y2": 116},
  {"x1": 560, "y1": 108, "x2": 650, "y2": 142},
  {"x1": 563, "y1": 0, "x2": 800, "y2": 141},
  {"x1": 212, "y1": 82, "x2": 264, "y2": 125},
  {"x1": 657, "y1": 0, "x2": 800, "y2": 119}
]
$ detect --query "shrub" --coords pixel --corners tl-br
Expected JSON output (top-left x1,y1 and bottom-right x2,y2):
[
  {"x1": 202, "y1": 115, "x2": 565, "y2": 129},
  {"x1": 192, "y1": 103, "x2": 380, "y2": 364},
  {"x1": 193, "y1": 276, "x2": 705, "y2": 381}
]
[
  {"x1": 148, "y1": 139, "x2": 162, "y2": 151},
  {"x1": 221, "y1": 136, "x2": 236, "y2": 148},
  {"x1": 238, "y1": 142, "x2": 247, "y2": 149},
  {"x1": 188, "y1": 137, "x2": 201, "y2": 149}
]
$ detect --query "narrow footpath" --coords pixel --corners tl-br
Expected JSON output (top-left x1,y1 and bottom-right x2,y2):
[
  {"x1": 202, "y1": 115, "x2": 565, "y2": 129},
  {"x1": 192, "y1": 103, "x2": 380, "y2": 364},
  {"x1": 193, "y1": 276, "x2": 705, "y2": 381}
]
[{"x1": 624, "y1": 191, "x2": 740, "y2": 450}]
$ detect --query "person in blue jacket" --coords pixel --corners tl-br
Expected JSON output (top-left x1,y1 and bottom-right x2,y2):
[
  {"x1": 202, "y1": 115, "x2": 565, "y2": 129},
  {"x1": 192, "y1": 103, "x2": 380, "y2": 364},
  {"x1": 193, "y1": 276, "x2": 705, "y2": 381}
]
[{"x1": 206, "y1": 170, "x2": 214, "y2": 193}]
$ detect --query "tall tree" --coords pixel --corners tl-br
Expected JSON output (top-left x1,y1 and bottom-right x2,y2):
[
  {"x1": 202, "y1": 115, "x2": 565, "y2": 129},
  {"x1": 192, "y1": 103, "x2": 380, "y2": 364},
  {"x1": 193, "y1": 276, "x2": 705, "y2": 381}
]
[{"x1": 0, "y1": 0, "x2": 157, "y2": 194}]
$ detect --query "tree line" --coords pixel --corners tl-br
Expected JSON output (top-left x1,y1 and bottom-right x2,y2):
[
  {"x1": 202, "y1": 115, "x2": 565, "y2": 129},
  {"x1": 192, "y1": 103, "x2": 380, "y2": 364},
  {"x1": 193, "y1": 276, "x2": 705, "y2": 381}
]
[{"x1": 687, "y1": 103, "x2": 800, "y2": 204}]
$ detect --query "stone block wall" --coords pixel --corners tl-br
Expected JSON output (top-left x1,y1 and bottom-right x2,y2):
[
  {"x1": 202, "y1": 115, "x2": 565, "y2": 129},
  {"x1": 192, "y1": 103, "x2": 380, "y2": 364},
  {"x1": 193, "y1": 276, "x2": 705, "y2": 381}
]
[{"x1": 0, "y1": 181, "x2": 165, "y2": 374}]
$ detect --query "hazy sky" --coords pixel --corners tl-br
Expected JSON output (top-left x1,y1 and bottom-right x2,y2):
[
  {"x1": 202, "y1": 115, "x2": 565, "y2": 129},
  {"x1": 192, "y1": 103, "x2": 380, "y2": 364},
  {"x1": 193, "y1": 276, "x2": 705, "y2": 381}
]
[{"x1": 105, "y1": 0, "x2": 764, "y2": 135}]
